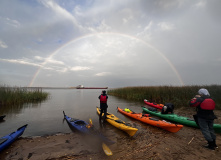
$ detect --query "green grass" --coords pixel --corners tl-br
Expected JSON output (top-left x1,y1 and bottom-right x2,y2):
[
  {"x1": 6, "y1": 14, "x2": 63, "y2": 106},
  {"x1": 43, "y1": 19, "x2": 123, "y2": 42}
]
[
  {"x1": 108, "y1": 85, "x2": 221, "y2": 109},
  {"x1": 0, "y1": 86, "x2": 49, "y2": 106}
]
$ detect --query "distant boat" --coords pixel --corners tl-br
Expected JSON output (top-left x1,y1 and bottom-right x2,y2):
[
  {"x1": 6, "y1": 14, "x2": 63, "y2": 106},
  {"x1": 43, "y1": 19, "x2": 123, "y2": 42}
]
[
  {"x1": 76, "y1": 85, "x2": 108, "y2": 89},
  {"x1": 77, "y1": 87, "x2": 108, "y2": 89}
]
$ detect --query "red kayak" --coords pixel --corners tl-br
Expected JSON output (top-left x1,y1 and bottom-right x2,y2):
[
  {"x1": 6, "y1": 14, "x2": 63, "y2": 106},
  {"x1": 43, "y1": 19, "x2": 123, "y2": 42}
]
[{"x1": 144, "y1": 99, "x2": 164, "y2": 110}]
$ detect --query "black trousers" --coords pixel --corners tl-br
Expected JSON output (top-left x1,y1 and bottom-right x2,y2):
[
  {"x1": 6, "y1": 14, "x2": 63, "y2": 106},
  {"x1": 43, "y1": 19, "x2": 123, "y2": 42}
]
[{"x1": 100, "y1": 103, "x2": 107, "y2": 120}]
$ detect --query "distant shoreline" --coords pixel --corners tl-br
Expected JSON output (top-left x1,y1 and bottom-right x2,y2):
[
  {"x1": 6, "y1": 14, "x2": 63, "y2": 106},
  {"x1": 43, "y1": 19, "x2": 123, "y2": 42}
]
[{"x1": 20, "y1": 87, "x2": 109, "y2": 89}]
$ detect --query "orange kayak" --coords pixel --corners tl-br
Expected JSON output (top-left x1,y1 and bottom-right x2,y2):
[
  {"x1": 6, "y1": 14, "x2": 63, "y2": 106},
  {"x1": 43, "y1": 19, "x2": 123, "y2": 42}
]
[{"x1": 117, "y1": 107, "x2": 183, "y2": 133}]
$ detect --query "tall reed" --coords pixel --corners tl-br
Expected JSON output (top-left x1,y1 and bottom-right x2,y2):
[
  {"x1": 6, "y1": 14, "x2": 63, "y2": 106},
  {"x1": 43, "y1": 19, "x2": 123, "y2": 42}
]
[
  {"x1": 0, "y1": 86, "x2": 49, "y2": 106},
  {"x1": 108, "y1": 85, "x2": 221, "y2": 109}
]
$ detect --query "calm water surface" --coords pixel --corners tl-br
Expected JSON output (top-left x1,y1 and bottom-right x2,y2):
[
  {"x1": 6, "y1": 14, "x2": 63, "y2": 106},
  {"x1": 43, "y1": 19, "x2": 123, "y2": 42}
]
[{"x1": 0, "y1": 89, "x2": 144, "y2": 137}]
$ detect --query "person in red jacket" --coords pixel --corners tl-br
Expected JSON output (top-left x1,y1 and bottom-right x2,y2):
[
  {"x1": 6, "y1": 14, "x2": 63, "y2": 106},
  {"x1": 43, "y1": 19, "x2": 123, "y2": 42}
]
[
  {"x1": 189, "y1": 88, "x2": 218, "y2": 150},
  {"x1": 98, "y1": 90, "x2": 108, "y2": 121}
]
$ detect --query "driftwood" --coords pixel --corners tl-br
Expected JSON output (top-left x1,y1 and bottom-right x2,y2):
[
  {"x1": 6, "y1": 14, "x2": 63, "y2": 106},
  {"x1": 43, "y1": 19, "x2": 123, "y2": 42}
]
[{"x1": 188, "y1": 137, "x2": 194, "y2": 145}]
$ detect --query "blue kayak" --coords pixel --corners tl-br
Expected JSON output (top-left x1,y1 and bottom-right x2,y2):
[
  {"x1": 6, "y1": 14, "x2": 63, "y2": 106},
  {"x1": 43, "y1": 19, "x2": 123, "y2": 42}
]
[
  {"x1": 0, "y1": 124, "x2": 28, "y2": 152},
  {"x1": 63, "y1": 111, "x2": 90, "y2": 134},
  {"x1": 63, "y1": 111, "x2": 114, "y2": 145}
]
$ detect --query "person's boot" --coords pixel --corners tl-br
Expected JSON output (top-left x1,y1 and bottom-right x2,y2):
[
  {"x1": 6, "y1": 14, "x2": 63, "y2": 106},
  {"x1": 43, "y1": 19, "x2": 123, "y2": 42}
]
[
  {"x1": 213, "y1": 140, "x2": 218, "y2": 149},
  {"x1": 204, "y1": 141, "x2": 215, "y2": 150}
]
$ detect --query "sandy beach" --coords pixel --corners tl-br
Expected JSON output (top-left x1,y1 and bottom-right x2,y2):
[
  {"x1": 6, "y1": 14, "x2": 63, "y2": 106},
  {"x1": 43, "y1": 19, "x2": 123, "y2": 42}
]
[{"x1": 1, "y1": 107, "x2": 221, "y2": 160}]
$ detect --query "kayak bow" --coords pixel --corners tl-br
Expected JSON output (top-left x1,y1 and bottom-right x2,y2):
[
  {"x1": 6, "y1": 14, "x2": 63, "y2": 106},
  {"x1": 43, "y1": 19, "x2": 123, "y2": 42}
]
[
  {"x1": 0, "y1": 124, "x2": 28, "y2": 152},
  {"x1": 144, "y1": 99, "x2": 163, "y2": 110}
]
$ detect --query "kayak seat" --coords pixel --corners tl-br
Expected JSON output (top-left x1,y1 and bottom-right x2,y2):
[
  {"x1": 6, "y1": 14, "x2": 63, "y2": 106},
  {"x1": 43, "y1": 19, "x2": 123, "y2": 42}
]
[
  {"x1": 114, "y1": 120, "x2": 132, "y2": 127},
  {"x1": 0, "y1": 138, "x2": 8, "y2": 145},
  {"x1": 149, "y1": 117, "x2": 159, "y2": 121},
  {"x1": 142, "y1": 114, "x2": 150, "y2": 117},
  {"x1": 74, "y1": 120, "x2": 87, "y2": 125},
  {"x1": 125, "y1": 123, "x2": 132, "y2": 127},
  {"x1": 70, "y1": 118, "x2": 78, "y2": 122},
  {"x1": 115, "y1": 120, "x2": 124, "y2": 124},
  {"x1": 148, "y1": 108, "x2": 157, "y2": 111},
  {"x1": 130, "y1": 111, "x2": 136, "y2": 114}
]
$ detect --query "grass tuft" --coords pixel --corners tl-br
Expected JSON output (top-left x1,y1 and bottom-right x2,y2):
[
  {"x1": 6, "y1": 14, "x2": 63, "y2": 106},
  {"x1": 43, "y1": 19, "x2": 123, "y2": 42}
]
[{"x1": 0, "y1": 85, "x2": 49, "y2": 106}]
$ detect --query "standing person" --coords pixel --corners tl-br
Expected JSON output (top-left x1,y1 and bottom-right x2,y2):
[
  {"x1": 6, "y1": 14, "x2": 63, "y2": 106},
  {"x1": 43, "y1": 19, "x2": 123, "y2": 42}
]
[
  {"x1": 189, "y1": 88, "x2": 218, "y2": 150},
  {"x1": 98, "y1": 90, "x2": 108, "y2": 121}
]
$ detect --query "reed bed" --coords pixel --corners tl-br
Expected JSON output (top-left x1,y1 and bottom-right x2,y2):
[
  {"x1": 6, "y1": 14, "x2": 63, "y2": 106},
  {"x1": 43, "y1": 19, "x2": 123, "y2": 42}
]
[
  {"x1": 0, "y1": 86, "x2": 49, "y2": 106},
  {"x1": 108, "y1": 85, "x2": 221, "y2": 109}
]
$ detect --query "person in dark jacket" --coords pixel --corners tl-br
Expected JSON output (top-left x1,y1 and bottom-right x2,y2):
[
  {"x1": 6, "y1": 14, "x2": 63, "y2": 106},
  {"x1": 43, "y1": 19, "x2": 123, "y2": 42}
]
[
  {"x1": 189, "y1": 88, "x2": 218, "y2": 150},
  {"x1": 161, "y1": 103, "x2": 174, "y2": 114},
  {"x1": 98, "y1": 90, "x2": 108, "y2": 121}
]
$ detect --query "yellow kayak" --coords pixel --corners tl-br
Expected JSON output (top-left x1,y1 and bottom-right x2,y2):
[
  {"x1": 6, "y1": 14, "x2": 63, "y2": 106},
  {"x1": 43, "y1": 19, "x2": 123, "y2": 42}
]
[{"x1": 96, "y1": 107, "x2": 138, "y2": 136}]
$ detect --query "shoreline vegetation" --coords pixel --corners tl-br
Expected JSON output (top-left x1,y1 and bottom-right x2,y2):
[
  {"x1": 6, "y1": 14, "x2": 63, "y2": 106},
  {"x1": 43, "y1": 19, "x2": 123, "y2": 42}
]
[
  {"x1": 1, "y1": 85, "x2": 220, "y2": 109},
  {"x1": 108, "y1": 85, "x2": 221, "y2": 110},
  {"x1": 0, "y1": 86, "x2": 49, "y2": 106}
]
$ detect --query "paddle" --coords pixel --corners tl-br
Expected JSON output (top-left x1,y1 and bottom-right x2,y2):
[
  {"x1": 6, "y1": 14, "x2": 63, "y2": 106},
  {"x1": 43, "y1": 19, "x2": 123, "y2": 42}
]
[
  {"x1": 89, "y1": 118, "x2": 113, "y2": 156},
  {"x1": 102, "y1": 143, "x2": 113, "y2": 156},
  {"x1": 89, "y1": 118, "x2": 93, "y2": 126},
  {"x1": 86, "y1": 118, "x2": 93, "y2": 129},
  {"x1": 62, "y1": 111, "x2": 66, "y2": 124}
]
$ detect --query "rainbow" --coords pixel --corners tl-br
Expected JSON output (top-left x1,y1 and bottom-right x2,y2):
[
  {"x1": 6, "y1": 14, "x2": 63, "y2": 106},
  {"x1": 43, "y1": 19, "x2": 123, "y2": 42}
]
[{"x1": 29, "y1": 32, "x2": 184, "y2": 87}]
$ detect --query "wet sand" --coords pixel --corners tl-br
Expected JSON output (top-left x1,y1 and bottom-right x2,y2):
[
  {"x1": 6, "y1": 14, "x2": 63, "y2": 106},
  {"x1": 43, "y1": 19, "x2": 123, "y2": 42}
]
[{"x1": 1, "y1": 107, "x2": 221, "y2": 160}]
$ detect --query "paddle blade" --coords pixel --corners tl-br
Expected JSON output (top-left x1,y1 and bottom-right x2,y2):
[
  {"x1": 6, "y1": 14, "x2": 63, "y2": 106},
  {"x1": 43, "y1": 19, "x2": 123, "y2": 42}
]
[
  {"x1": 89, "y1": 118, "x2": 93, "y2": 126},
  {"x1": 102, "y1": 143, "x2": 113, "y2": 156},
  {"x1": 86, "y1": 118, "x2": 93, "y2": 128}
]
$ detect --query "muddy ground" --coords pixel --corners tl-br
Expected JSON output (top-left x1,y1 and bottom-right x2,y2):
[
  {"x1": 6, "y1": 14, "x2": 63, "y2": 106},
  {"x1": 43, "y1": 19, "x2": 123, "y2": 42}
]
[{"x1": 0, "y1": 107, "x2": 221, "y2": 160}]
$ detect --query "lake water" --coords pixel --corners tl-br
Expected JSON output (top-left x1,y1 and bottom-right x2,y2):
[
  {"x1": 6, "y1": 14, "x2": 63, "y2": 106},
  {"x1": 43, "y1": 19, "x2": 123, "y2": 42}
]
[{"x1": 0, "y1": 89, "x2": 144, "y2": 137}]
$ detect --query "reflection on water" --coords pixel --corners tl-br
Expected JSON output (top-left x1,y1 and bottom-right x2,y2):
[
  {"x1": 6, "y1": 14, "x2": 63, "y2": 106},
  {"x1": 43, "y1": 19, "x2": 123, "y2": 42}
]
[
  {"x1": 0, "y1": 89, "x2": 143, "y2": 137},
  {"x1": 0, "y1": 103, "x2": 43, "y2": 115}
]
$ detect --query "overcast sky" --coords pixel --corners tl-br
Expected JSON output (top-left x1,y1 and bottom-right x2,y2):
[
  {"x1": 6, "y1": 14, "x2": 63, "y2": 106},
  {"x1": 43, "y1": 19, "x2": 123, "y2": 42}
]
[{"x1": 0, "y1": 0, "x2": 221, "y2": 88}]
